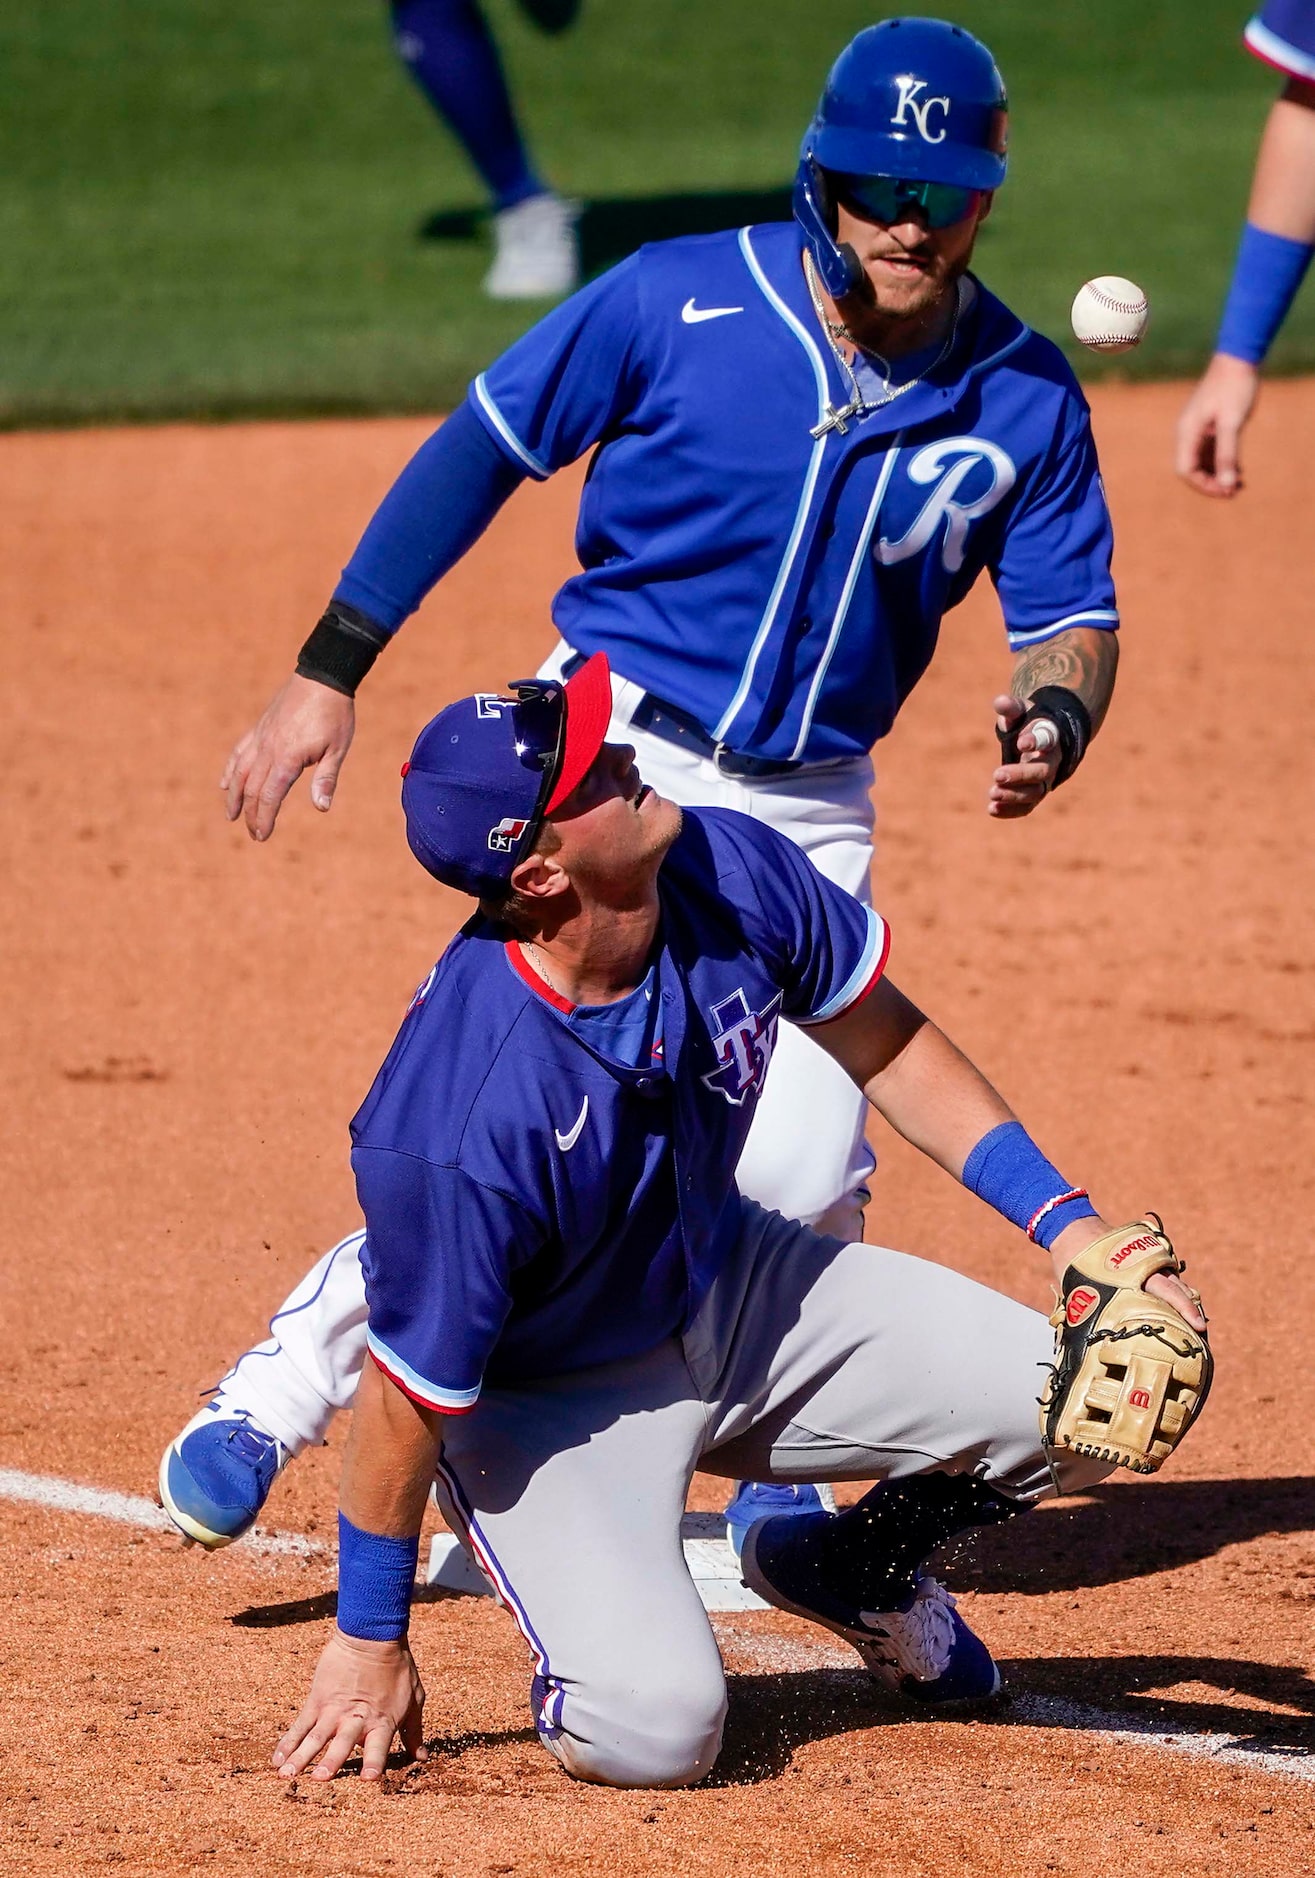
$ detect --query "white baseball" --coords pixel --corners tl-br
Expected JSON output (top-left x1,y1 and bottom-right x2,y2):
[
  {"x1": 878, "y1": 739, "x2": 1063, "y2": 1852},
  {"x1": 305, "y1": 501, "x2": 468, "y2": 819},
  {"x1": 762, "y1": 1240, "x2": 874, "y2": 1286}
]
[{"x1": 1070, "y1": 275, "x2": 1149, "y2": 353}]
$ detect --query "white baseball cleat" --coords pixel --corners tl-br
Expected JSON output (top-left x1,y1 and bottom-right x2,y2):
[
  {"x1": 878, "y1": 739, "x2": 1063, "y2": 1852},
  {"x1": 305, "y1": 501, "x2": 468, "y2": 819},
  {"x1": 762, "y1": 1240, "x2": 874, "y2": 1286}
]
[{"x1": 484, "y1": 193, "x2": 580, "y2": 300}]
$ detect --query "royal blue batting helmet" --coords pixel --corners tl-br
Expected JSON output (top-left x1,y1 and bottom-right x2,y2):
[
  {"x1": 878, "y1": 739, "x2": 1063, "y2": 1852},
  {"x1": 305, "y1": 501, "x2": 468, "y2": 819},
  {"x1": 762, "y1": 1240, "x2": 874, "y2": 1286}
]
[{"x1": 794, "y1": 18, "x2": 1008, "y2": 297}]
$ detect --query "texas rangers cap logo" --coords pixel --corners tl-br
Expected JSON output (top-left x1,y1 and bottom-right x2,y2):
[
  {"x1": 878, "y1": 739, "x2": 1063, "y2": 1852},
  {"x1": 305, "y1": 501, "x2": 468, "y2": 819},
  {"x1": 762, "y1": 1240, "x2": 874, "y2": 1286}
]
[
  {"x1": 487, "y1": 816, "x2": 530, "y2": 853},
  {"x1": 701, "y1": 987, "x2": 782, "y2": 1106}
]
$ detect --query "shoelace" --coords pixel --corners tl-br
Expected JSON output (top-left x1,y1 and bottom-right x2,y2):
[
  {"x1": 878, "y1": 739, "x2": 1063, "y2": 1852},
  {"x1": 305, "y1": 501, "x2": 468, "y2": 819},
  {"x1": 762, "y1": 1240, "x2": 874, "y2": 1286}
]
[
  {"x1": 739, "y1": 1484, "x2": 811, "y2": 1509},
  {"x1": 860, "y1": 1577, "x2": 958, "y2": 1681},
  {"x1": 222, "y1": 1415, "x2": 281, "y2": 1468}
]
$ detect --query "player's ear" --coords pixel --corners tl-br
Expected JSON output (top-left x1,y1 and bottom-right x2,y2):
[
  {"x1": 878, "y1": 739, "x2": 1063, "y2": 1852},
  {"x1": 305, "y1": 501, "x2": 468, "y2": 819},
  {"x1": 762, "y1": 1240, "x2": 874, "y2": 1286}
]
[
  {"x1": 976, "y1": 190, "x2": 994, "y2": 226},
  {"x1": 508, "y1": 848, "x2": 570, "y2": 905}
]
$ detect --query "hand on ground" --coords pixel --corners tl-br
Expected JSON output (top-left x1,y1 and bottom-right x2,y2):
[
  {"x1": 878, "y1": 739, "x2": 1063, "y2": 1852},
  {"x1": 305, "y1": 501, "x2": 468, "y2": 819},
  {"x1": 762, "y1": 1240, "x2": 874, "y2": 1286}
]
[
  {"x1": 272, "y1": 1629, "x2": 427, "y2": 1781},
  {"x1": 221, "y1": 673, "x2": 356, "y2": 841},
  {"x1": 988, "y1": 694, "x2": 1061, "y2": 818}
]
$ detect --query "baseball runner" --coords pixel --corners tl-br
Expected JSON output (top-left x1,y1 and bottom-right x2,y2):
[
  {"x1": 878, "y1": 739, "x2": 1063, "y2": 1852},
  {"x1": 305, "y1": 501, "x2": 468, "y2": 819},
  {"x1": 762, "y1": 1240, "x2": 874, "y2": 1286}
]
[
  {"x1": 160, "y1": 20, "x2": 1124, "y2": 1554},
  {"x1": 265, "y1": 660, "x2": 1209, "y2": 1789},
  {"x1": 1177, "y1": 0, "x2": 1315, "y2": 495}
]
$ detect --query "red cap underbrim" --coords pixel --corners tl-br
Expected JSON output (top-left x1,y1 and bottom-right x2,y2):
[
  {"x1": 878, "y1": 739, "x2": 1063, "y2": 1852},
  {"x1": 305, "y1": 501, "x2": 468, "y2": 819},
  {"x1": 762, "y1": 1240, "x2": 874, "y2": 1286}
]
[{"x1": 545, "y1": 651, "x2": 612, "y2": 813}]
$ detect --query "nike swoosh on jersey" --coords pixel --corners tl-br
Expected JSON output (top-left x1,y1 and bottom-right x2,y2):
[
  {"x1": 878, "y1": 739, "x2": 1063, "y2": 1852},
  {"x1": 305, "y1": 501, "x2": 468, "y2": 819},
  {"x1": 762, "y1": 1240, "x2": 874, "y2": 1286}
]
[
  {"x1": 554, "y1": 1096, "x2": 589, "y2": 1152},
  {"x1": 681, "y1": 298, "x2": 745, "y2": 324}
]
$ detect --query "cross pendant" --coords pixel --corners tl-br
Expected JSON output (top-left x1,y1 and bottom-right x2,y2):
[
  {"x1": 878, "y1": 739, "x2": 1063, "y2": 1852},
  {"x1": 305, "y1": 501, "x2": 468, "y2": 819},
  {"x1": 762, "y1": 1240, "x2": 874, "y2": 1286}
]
[{"x1": 811, "y1": 398, "x2": 861, "y2": 440}]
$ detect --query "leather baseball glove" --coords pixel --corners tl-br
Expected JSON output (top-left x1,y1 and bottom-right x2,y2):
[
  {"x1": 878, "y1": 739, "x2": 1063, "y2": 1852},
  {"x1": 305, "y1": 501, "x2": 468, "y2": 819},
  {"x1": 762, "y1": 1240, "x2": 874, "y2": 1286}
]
[{"x1": 1040, "y1": 1215, "x2": 1212, "y2": 1476}]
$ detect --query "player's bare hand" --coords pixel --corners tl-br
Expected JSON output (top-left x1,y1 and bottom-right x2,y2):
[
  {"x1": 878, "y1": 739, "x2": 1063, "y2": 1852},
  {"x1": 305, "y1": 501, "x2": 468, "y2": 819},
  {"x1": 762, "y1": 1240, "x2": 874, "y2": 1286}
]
[
  {"x1": 987, "y1": 694, "x2": 1061, "y2": 818},
  {"x1": 1175, "y1": 353, "x2": 1259, "y2": 498},
  {"x1": 272, "y1": 1629, "x2": 427, "y2": 1782},
  {"x1": 1049, "y1": 1216, "x2": 1208, "y2": 1333},
  {"x1": 221, "y1": 673, "x2": 356, "y2": 842}
]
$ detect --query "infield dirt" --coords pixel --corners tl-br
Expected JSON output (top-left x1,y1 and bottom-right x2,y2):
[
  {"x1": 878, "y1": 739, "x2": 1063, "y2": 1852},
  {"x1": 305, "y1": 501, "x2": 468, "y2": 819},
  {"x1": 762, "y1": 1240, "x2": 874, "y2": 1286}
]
[{"x1": 2, "y1": 382, "x2": 1314, "y2": 1875}]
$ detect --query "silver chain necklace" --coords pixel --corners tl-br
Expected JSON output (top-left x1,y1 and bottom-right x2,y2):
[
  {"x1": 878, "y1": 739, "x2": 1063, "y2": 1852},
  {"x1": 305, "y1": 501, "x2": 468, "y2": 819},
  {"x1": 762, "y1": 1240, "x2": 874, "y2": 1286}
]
[{"x1": 803, "y1": 251, "x2": 963, "y2": 440}]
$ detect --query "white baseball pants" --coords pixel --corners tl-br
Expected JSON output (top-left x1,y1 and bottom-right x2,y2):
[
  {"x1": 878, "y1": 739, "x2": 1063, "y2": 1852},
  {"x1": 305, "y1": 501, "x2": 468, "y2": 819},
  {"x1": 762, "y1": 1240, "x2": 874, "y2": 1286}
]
[{"x1": 216, "y1": 647, "x2": 879, "y2": 1453}]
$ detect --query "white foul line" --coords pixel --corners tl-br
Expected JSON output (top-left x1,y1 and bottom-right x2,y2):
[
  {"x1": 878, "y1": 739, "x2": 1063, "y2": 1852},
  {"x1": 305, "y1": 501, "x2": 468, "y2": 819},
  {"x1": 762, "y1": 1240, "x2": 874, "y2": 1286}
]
[
  {"x1": 714, "y1": 1623, "x2": 1315, "y2": 1785},
  {"x1": 4, "y1": 1466, "x2": 1311, "y2": 1782},
  {"x1": 0, "y1": 1466, "x2": 321, "y2": 1558}
]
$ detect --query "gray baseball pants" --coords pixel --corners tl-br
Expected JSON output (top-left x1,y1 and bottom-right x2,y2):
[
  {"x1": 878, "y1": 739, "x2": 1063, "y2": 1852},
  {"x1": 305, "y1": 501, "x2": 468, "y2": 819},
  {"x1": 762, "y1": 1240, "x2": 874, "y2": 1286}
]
[{"x1": 430, "y1": 1201, "x2": 1109, "y2": 1790}]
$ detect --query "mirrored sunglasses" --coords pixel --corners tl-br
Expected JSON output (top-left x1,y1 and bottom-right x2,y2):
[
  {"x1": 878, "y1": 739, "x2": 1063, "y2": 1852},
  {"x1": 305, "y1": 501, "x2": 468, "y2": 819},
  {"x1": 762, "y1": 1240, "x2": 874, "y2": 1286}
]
[{"x1": 837, "y1": 174, "x2": 981, "y2": 230}]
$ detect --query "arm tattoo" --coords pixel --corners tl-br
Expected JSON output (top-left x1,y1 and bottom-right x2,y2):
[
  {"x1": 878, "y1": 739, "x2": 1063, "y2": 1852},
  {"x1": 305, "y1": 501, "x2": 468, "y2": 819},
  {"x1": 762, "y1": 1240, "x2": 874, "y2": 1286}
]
[{"x1": 1010, "y1": 628, "x2": 1119, "y2": 735}]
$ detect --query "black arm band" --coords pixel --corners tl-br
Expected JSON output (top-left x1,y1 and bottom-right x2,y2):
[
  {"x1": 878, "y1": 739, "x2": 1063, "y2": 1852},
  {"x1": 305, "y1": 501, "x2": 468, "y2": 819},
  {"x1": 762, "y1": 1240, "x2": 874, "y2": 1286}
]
[
  {"x1": 997, "y1": 684, "x2": 1092, "y2": 787},
  {"x1": 295, "y1": 602, "x2": 391, "y2": 698}
]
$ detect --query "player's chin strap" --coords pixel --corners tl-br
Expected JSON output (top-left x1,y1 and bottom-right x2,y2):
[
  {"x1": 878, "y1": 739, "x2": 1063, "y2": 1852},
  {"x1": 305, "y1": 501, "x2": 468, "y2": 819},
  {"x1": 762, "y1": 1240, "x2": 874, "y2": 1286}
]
[
  {"x1": 997, "y1": 684, "x2": 1092, "y2": 789},
  {"x1": 793, "y1": 156, "x2": 865, "y2": 301}
]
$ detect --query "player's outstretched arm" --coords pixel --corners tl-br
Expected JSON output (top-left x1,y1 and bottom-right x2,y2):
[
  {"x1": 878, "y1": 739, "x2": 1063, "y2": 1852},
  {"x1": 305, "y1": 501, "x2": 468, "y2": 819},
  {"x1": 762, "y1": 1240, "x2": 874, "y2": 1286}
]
[
  {"x1": 222, "y1": 673, "x2": 356, "y2": 842},
  {"x1": 989, "y1": 625, "x2": 1118, "y2": 819},
  {"x1": 273, "y1": 1360, "x2": 444, "y2": 1781},
  {"x1": 1177, "y1": 77, "x2": 1315, "y2": 498},
  {"x1": 816, "y1": 978, "x2": 1206, "y2": 1331},
  {"x1": 223, "y1": 404, "x2": 531, "y2": 841}
]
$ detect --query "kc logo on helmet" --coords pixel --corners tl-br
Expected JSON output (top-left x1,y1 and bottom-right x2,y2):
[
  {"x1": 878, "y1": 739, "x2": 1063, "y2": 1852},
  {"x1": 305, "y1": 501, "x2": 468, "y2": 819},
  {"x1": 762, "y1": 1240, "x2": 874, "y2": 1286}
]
[
  {"x1": 487, "y1": 816, "x2": 529, "y2": 853},
  {"x1": 890, "y1": 76, "x2": 950, "y2": 144}
]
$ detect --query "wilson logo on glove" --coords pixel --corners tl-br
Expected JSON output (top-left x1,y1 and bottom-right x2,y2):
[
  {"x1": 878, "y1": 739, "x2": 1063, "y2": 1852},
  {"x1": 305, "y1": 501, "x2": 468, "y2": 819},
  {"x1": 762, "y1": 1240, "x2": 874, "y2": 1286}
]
[
  {"x1": 1041, "y1": 1215, "x2": 1212, "y2": 1477},
  {"x1": 1065, "y1": 1286, "x2": 1100, "y2": 1328},
  {"x1": 1108, "y1": 1232, "x2": 1158, "y2": 1268}
]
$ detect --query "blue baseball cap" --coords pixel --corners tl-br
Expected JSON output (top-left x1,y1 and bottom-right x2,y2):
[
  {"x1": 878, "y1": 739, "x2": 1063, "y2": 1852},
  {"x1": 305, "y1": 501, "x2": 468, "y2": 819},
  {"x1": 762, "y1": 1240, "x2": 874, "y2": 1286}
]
[{"x1": 400, "y1": 652, "x2": 613, "y2": 897}]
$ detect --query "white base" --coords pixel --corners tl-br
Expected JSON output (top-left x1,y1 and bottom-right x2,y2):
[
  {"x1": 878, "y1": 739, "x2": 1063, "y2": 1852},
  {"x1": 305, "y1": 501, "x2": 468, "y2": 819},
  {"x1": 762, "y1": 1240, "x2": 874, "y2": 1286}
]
[{"x1": 425, "y1": 1510, "x2": 769, "y2": 1613}]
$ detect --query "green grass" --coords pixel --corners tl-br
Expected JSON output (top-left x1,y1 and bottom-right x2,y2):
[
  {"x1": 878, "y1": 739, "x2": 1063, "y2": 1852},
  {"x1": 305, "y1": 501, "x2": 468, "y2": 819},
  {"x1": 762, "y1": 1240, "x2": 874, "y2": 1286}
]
[{"x1": 2, "y1": 0, "x2": 1312, "y2": 426}]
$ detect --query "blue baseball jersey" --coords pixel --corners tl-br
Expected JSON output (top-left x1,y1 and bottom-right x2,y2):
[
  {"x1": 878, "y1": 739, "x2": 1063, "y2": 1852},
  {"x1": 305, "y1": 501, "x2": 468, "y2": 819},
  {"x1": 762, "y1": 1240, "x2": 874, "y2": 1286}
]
[
  {"x1": 351, "y1": 808, "x2": 889, "y2": 1411},
  {"x1": 464, "y1": 221, "x2": 1116, "y2": 765},
  {"x1": 1246, "y1": 0, "x2": 1315, "y2": 76}
]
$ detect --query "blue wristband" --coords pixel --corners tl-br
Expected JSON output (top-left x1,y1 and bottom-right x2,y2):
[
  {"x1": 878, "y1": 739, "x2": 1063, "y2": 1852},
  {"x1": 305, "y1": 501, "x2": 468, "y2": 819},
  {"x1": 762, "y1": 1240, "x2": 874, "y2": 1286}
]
[
  {"x1": 336, "y1": 1512, "x2": 419, "y2": 1641},
  {"x1": 961, "y1": 1121, "x2": 1097, "y2": 1251},
  {"x1": 1216, "y1": 222, "x2": 1314, "y2": 366}
]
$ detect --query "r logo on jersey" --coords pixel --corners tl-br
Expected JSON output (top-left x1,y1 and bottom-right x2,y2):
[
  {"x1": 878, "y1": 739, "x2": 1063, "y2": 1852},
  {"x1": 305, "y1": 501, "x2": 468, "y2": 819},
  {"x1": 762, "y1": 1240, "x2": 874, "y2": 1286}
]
[
  {"x1": 488, "y1": 816, "x2": 529, "y2": 853},
  {"x1": 890, "y1": 77, "x2": 950, "y2": 144},
  {"x1": 876, "y1": 438, "x2": 1016, "y2": 573},
  {"x1": 701, "y1": 988, "x2": 782, "y2": 1106}
]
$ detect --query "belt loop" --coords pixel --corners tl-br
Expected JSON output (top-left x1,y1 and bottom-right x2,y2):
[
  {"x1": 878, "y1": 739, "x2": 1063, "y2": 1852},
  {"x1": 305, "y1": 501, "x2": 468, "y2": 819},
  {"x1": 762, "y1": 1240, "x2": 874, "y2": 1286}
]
[{"x1": 610, "y1": 672, "x2": 647, "y2": 729}]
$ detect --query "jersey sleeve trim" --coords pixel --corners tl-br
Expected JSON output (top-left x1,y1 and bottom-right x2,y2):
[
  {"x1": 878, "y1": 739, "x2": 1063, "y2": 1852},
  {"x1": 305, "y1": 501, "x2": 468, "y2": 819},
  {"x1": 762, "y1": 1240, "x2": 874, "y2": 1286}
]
[
  {"x1": 797, "y1": 907, "x2": 891, "y2": 1027},
  {"x1": 1005, "y1": 608, "x2": 1120, "y2": 650},
  {"x1": 366, "y1": 1331, "x2": 480, "y2": 1414},
  {"x1": 471, "y1": 375, "x2": 551, "y2": 480},
  {"x1": 1245, "y1": 16, "x2": 1315, "y2": 79}
]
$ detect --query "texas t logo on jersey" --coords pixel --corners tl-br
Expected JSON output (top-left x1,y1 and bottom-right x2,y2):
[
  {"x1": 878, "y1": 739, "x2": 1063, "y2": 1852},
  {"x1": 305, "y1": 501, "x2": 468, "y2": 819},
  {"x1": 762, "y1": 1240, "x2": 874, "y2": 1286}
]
[
  {"x1": 474, "y1": 693, "x2": 517, "y2": 719},
  {"x1": 890, "y1": 76, "x2": 950, "y2": 144},
  {"x1": 701, "y1": 988, "x2": 782, "y2": 1106},
  {"x1": 488, "y1": 816, "x2": 530, "y2": 853}
]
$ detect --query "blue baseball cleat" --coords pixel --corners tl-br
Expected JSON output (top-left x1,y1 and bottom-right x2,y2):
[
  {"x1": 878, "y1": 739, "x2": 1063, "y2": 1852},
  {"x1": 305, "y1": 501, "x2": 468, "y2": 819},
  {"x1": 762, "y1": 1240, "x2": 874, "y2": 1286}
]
[
  {"x1": 723, "y1": 1479, "x2": 827, "y2": 1560},
  {"x1": 158, "y1": 1402, "x2": 291, "y2": 1549},
  {"x1": 740, "y1": 1500, "x2": 1002, "y2": 1707}
]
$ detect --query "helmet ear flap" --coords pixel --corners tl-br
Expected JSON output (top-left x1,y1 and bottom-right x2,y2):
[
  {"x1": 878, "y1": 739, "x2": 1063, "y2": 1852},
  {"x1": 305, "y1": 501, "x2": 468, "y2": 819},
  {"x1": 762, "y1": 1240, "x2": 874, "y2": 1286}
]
[{"x1": 793, "y1": 153, "x2": 864, "y2": 300}]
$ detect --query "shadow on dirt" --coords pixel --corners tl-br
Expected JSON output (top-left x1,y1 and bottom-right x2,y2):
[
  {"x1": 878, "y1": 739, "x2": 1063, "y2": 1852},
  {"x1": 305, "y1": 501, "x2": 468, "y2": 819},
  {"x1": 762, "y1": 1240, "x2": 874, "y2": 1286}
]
[
  {"x1": 230, "y1": 1476, "x2": 1315, "y2": 1630},
  {"x1": 938, "y1": 1476, "x2": 1315, "y2": 1595},
  {"x1": 418, "y1": 188, "x2": 793, "y2": 277},
  {"x1": 1005, "y1": 1652, "x2": 1315, "y2": 1746},
  {"x1": 711, "y1": 1653, "x2": 1315, "y2": 1786}
]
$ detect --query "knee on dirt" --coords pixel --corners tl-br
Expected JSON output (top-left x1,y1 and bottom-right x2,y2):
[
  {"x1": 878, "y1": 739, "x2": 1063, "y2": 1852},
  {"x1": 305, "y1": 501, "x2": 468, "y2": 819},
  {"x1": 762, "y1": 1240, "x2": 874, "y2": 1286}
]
[{"x1": 543, "y1": 1668, "x2": 728, "y2": 1788}]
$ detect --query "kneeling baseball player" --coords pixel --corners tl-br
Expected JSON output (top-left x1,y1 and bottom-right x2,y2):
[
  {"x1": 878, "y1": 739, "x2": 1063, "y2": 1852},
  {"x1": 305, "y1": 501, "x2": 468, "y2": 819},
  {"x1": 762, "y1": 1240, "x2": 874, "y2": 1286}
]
[{"x1": 267, "y1": 655, "x2": 1211, "y2": 1789}]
